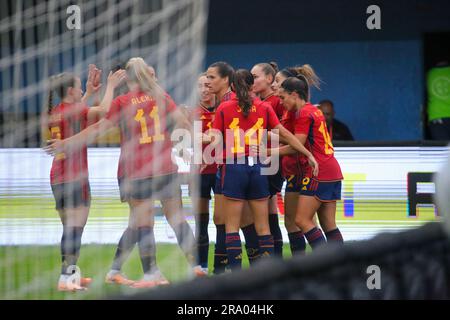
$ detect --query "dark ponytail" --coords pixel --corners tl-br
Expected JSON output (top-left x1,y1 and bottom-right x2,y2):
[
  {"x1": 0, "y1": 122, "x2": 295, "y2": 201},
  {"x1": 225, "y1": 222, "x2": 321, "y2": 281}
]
[
  {"x1": 281, "y1": 75, "x2": 309, "y2": 102},
  {"x1": 233, "y1": 69, "x2": 254, "y2": 117},
  {"x1": 47, "y1": 76, "x2": 55, "y2": 115},
  {"x1": 269, "y1": 61, "x2": 279, "y2": 74}
]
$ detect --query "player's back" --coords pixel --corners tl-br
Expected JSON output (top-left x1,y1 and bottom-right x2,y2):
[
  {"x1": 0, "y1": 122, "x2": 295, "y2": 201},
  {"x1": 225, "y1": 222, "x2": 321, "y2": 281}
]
[
  {"x1": 107, "y1": 91, "x2": 178, "y2": 179},
  {"x1": 217, "y1": 97, "x2": 274, "y2": 129},
  {"x1": 214, "y1": 97, "x2": 279, "y2": 159}
]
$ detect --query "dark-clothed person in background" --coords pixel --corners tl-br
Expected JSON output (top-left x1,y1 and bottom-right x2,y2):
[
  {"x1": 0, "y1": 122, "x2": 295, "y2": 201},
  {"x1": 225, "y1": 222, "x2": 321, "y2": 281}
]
[{"x1": 318, "y1": 99, "x2": 354, "y2": 141}]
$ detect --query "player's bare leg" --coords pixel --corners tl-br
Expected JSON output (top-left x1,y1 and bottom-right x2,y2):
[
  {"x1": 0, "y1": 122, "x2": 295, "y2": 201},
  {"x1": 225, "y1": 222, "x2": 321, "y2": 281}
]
[
  {"x1": 213, "y1": 194, "x2": 225, "y2": 225},
  {"x1": 106, "y1": 202, "x2": 137, "y2": 286},
  {"x1": 284, "y1": 192, "x2": 300, "y2": 233},
  {"x1": 240, "y1": 201, "x2": 254, "y2": 227},
  {"x1": 317, "y1": 201, "x2": 343, "y2": 244},
  {"x1": 162, "y1": 195, "x2": 203, "y2": 276},
  {"x1": 295, "y1": 196, "x2": 326, "y2": 250},
  {"x1": 248, "y1": 199, "x2": 270, "y2": 235},
  {"x1": 128, "y1": 199, "x2": 169, "y2": 288}
]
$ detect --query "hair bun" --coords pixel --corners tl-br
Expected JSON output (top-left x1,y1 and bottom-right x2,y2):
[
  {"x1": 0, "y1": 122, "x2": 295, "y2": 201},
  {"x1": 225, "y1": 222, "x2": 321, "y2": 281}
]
[{"x1": 269, "y1": 61, "x2": 279, "y2": 73}]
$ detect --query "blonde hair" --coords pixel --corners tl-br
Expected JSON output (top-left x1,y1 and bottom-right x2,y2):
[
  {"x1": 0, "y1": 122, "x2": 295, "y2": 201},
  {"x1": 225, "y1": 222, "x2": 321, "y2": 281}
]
[
  {"x1": 293, "y1": 64, "x2": 321, "y2": 90},
  {"x1": 126, "y1": 57, "x2": 165, "y2": 99}
]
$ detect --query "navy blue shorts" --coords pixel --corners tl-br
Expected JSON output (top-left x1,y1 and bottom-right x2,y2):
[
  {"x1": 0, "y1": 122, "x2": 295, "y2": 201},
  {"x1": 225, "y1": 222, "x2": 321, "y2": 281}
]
[
  {"x1": 221, "y1": 160, "x2": 270, "y2": 200},
  {"x1": 189, "y1": 173, "x2": 216, "y2": 200},
  {"x1": 214, "y1": 166, "x2": 223, "y2": 195},
  {"x1": 129, "y1": 174, "x2": 181, "y2": 201},
  {"x1": 268, "y1": 167, "x2": 284, "y2": 197},
  {"x1": 285, "y1": 175, "x2": 302, "y2": 193},
  {"x1": 299, "y1": 177, "x2": 342, "y2": 202},
  {"x1": 51, "y1": 179, "x2": 91, "y2": 210}
]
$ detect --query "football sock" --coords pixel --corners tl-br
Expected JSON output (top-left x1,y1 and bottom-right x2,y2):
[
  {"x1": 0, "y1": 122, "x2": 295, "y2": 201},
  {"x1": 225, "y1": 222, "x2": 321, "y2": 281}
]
[
  {"x1": 325, "y1": 228, "x2": 344, "y2": 244},
  {"x1": 269, "y1": 214, "x2": 283, "y2": 258},
  {"x1": 288, "y1": 231, "x2": 306, "y2": 255},
  {"x1": 304, "y1": 227, "x2": 327, "y2": 250},
  {"x1": 241, "y1": 224, "x2": 260, "y2": 265},
  {"x1": 225, "y1": 232, "x2": 242, "y2": 271},
  {"x1": 137, "y1": 227, "x2": 157, "y2": 274},
  {"x1": 213, "y1": 224, "x2": 227, "y2": 274},
  {"x1": 258, "y1": 234, "x2": 274, "y2": 258},
  {"x1": 195, "y1": 213, "x2": 210, "y2": 269},
  {"x1": 61, "y1": 226, "x2": 77, "y2": 275},
  {"x1": 111, "y1": 227, "x2": 138, "y2": 271},
  {"x1": 72, "y1": 227, "x2": 84, "y2": 261}
]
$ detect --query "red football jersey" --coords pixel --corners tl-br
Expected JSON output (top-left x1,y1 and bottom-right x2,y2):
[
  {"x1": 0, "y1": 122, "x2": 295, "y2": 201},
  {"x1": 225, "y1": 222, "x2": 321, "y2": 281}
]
[
  {"x1": 213, "y1": 97, "x2": 280, "y2": 160},
  {"x1": 192, "y1": 104, "x2": 217, "y2": 174},
  {"x1": 106, "y1": 91, "x2": 178, "y2": 179},
  {"x1": 294, "y1": 103, "x2": 343, "y2": 181},
  {"x1": 263, "y1": 94, "x2": 285, "y2": 120},
  {"x1": 280, "y1": 110, "x2": 303, "y2": 177},
  {"x1": 220, "y1": 90, "x2": 236, "y2": 103},
  {"x1": 49, "y1": 102, "x2": 89, "y2": 184}
]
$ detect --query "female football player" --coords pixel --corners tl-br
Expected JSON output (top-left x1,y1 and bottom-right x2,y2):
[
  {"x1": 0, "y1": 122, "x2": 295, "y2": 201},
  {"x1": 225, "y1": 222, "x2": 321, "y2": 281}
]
[
  {"x1": 277, "y1": 75, "x2": 343, "y2": 250},
  {"x1": 44, "y1": 66, "x2": 126, "y2": 291},
  {"x1": 211, "y1": 69, "x2": 318, "y2": 271},
  {"x1": 206, "y1": 62, "x2": 266, "y2": 270},
  {"x1": 46, "y1": 57, "x2": 200, "y2": 288},
  {"x1": 272, "y1": 65, "x2": 322, "y2": 254},
  {"x1": 206, "y1": 62, "x2": 239, "y2": 273},
  {"x1": 189, "y1": 73, "x2": 216, "y2": 274},
  {"x1": 250, "y1": 62, "x2": 285, "y2": 257}
]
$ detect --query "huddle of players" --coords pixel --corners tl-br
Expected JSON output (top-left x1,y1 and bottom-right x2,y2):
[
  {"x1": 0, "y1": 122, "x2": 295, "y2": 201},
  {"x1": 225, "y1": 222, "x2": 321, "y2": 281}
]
[{"x1": 44, "y1": 57, "x2": 343, "y2": 291}]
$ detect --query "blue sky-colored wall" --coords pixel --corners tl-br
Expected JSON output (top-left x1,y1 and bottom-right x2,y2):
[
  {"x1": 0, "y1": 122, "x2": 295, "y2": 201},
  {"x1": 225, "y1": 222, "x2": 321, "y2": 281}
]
[{"x1": 206, "y1": 40, "x2": 423, "y2": 141}]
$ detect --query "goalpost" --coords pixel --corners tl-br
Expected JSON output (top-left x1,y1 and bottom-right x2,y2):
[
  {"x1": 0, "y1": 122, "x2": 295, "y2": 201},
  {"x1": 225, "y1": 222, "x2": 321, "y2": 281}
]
[{"x1": 0, "y1": 0, "x2": 209, "y2": 299}]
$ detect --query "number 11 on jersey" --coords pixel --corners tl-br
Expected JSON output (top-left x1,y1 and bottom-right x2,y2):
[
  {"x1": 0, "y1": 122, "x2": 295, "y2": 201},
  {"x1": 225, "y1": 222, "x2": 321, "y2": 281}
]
[{"x1": 134, "y1": 106, "x2": 165, "y2": 144}]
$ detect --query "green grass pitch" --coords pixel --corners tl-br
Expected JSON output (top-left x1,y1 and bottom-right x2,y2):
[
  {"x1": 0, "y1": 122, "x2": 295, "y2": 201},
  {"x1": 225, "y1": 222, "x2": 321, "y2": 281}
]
[
  {"x1": 0, "y1": 195, "x2": 438, "y2": 299},
  {"x1": 0, "y1": 243, "x2": 297, "y2": 300}
]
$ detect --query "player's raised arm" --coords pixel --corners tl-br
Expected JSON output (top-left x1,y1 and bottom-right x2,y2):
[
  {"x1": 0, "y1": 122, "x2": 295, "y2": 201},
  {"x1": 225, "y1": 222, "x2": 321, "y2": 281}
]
[
  {"x1": 88, "y1": 69, "x2": 127, "y2": 119},
  {"x1": 82, "y1": 64, "x2": 102, "y2": 105}
]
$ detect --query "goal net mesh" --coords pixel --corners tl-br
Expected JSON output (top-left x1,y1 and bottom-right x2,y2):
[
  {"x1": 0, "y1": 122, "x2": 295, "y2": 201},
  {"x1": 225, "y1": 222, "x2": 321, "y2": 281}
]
[{"x1": 0, "y1": 0, "x2": 209, "y2": 299}]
